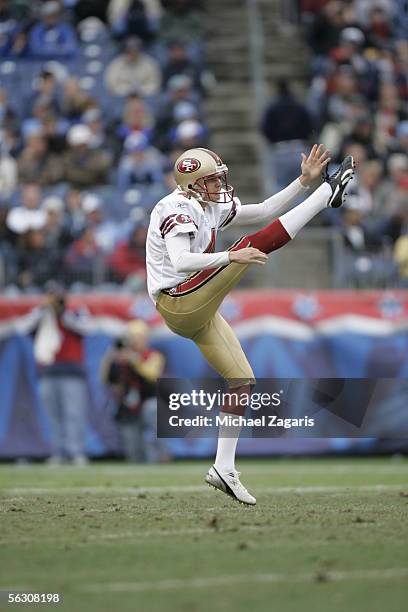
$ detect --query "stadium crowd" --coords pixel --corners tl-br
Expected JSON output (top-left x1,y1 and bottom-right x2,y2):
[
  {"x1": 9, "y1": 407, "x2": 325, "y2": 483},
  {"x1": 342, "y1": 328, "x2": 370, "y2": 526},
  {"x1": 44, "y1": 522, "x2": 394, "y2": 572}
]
[
  {"x1": 0, "y1": 0, "x2": 407, "y2": 290},
  {"x1": 0, "y1": 0, "x2": 208, "y2": 291},
  {"x1": 300, "y1": 0, "x2": 408, "y2": 286}
]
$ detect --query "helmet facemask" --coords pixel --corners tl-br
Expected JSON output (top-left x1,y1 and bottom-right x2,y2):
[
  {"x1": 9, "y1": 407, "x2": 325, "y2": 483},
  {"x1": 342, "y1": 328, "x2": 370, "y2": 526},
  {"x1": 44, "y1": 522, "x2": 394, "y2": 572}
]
[{"x1": 189, "y1": 170, "x2": 234, "y2": 204}]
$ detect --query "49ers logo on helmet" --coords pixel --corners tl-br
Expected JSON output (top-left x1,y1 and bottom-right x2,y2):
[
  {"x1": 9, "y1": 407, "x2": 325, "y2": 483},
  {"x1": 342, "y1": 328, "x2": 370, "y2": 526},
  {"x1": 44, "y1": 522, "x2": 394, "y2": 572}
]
[{"x1": 177, "y1": 158, "x2": 201, "y2": 173}]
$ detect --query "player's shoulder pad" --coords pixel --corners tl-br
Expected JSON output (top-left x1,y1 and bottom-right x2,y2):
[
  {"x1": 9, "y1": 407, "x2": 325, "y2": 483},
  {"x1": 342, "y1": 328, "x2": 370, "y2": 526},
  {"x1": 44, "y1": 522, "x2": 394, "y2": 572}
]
[
  {"x1": 161, "y1": 192, "x2": 202, "y2": 220},
  {"x1": 158, "y1": 192, "x2": 201, "y2": 239}
]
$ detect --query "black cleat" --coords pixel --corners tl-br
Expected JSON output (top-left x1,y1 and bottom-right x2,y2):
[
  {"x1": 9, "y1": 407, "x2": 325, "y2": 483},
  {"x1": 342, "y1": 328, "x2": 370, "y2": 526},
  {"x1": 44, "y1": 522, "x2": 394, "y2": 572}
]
[{"x1": 325, "y1": 155, "x2": 355, "y2": 208}]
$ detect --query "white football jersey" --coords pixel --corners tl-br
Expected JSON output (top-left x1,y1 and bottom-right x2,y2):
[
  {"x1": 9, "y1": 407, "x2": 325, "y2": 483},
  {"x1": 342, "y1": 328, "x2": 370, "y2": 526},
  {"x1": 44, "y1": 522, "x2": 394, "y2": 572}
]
[{"x1": 146, "y1": 188, "x2": 241, "y2": 302}]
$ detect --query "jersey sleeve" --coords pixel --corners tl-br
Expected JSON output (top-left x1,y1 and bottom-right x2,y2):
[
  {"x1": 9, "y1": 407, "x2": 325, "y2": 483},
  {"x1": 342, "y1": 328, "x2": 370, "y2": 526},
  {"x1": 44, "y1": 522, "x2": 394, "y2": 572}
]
[
  {"x1": 159, "y1": 200, "x2": 200, "y2": 240},
  {"x1": 217, "y1": 197, "x2": 242, "y2": 232}
]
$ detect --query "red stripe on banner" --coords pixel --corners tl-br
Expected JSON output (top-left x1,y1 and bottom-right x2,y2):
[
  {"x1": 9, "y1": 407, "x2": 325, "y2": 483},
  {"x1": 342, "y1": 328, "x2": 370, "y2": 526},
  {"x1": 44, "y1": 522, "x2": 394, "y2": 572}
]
[{"x1": 1, "y1": 290, "x2": 408, "y2": 329}]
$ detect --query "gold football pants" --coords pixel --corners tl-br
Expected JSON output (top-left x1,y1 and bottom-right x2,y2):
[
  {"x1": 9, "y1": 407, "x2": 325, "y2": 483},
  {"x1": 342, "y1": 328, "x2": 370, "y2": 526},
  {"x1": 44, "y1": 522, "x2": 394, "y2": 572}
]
[{"x1": 156, "y1": 236, "x2": 255, "y2": 388}]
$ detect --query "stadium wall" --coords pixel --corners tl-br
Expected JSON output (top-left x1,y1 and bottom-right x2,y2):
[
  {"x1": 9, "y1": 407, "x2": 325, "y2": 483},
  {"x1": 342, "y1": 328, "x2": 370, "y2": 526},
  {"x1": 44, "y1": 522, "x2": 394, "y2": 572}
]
[{"x1": 0, "y1": 290, "x2": 407, "y2": 459}]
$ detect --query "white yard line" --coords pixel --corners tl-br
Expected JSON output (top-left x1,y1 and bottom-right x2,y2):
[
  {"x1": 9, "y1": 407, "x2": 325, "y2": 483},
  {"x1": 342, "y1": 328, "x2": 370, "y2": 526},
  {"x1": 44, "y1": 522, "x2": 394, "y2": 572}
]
[
  {"x1": 81, "y1": 568, "x2": 408, "y2": 593},
  {"x1": 1, "y1": 527, "x2": 232, "y2": 545},
  {"x1": 0, "y1": 483, "x2": 406, "y2": 496},
  {"x1": 1, "y1": 568, "x2": 407, "y2": 596},
  {"x1": 1, "y1": 464, "x2": 407, "y2": 475}
]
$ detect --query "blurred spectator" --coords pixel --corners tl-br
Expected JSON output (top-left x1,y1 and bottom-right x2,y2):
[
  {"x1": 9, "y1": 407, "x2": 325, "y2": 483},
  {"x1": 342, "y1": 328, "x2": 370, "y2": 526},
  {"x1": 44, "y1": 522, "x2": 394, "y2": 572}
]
[
  {"x1": 159, "y1": 0, "x2": 205, "y2": 44},
  {"x1": 261, "y1": 78, "x2": 313, "y2": 190},
  {"x1": 60, "y1": 78, "x2": 94, "y2": 120},
  {"x1": 16, "y1": 228, "x2": 61, "y2": 289},
  {"x1": 0, "y1": 0, "x2": 20, "y2": 57},
  {"x1": 171, "y1": 118, "x2": 207, "y2": 150},
  {"x1": 28, "y1": 1, "x2": 78, "y2": 59},
  {"x1": 107, "y1": 0, "x2": 161, "y2": 42},
  {"x1": 73, "y1": 0, "x2": 110, "y2": 24},
  {"x1": 393, "y1": 121, "x2": 408, "y2": 156},
  {"x1": 104, "y1": 35, "x2": 161, "y2": 97},
  {"x1": 101, "y1": 319, "x2": 166, "y2": 462},
  {"x1": 81, "y1": 192, "x2": 122, "y2": 252},
  {"x1": 107, "y1": 223, "x2": 147, "y2": 285},
  {"x1": 17, "y1": 131, "x2": 64, "y2": 186},
  {"x1": 42, "y1": 195, "x2": 74, "y2": 249},
  {"x1": 63, "y1": 124, "x2": 111, "y2": 187},
  {"x1": 117, "y1": 132, "x2": 164, "y2": 190},
  {"x1": 41, "y1": 112, "x2": 68, "y2": 154},
  {"x1": 0, "y1": 133, "x2": 17, "y2": 198},
  {"x1": 0, "y1": 88, "x2": 19, "y2": 135},
  {"x1": 381, "y1": 194, "x2": 408, "y2": 248},
  {"x1": 161, "y1": 39, "x2": 203, "y2": 92},
  {"x1": 26, "y1": 68, "x2": 61, "y2": 119},
  {"x1": 6, "y1": 183, "x2": 46, "y2": 240},
  {"x1": 115, "y1": 94, "x2": 154, "y2": 145},
  {"x1": 64, "y1": 226, "x2": 102, "y2": 285},
  {"x1": 338, "y1": 200, "x2": 396, "y2": 288},
  {"x1": 346, "y1": 159, "x2": 383, "y2": 216},
  {"x1": 32, "y1": 283, "x2": 89, "y2": 465},
  {"x1": 339, "y1": 114, "x2": 378, "y2": 161},
  {"x1": 154, "y1": 74, "x2": 200, "y2": 151},
  {"x1": 376, "y1": 154, "x2": 408, "y2": 217},
  {"x1": 81, "y1": 107, "x2": 110, "y2": 151},
  {"x1": 21, "y1": 98, "x2": 55, "y2": 140},
  {"x1": 365, "y1": 5, "x2": 393, "y2": 48},
  {"x1": 306, "y1": 0, "x2": 344, "y2": 59},
  {"x1": 65, "y1": 188, "x2": 86, "y2": 236},
  {"x1": 375, "y1": 83, "x2": 404, "y2": 154}
]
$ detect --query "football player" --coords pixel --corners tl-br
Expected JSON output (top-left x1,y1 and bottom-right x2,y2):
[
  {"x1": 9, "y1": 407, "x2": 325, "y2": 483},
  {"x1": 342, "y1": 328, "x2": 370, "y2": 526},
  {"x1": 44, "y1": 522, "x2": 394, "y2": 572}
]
[{"x1": 146, "y1": 145, "x2": 354, "y2": 505}]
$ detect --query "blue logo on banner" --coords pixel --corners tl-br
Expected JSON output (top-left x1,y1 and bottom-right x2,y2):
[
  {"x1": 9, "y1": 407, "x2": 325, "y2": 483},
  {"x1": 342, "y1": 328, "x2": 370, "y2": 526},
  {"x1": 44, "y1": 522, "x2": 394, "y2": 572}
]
[
  {"x1": 292, "y1": 294, "x2": 320, "y2": 320},
  {"x1": 378, "y1": 293, "x2": 403, "y2": 319}
]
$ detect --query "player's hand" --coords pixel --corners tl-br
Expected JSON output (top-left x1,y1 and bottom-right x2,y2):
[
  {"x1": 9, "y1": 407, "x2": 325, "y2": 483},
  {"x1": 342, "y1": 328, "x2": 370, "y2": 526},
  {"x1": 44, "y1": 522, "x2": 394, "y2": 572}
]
[
  {"x1": 300, "y1": 144, "x2": 331, "y2": 186},
  {"x1": 229, "y1": 248, "x2": 268, "y2": 265}
]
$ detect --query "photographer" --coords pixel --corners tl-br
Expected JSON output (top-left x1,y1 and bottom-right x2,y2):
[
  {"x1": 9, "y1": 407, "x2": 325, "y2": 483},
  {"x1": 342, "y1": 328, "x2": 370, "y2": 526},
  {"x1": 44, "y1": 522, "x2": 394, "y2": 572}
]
[
  {"x1": 33, "y1": 281, "x2": 90, "y2": 466},
  {"x1": 101, "y1": 320, "x2": 166, "y2": 463}
]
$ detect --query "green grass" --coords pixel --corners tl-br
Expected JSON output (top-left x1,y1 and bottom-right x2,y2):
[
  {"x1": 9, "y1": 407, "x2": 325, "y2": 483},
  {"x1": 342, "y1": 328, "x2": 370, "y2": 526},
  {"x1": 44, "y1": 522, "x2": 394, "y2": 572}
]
[{"x1": 0, "y1": 458, "x2": 407, "y2": 612}]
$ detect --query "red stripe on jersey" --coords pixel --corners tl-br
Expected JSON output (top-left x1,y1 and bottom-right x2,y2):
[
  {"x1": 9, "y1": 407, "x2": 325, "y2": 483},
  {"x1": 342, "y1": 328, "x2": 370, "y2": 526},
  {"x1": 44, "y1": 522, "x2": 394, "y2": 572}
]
[
  {"x1": 159, "y1": 214, "x2": 177, "y2": 232},
  {"x1": 204, "y1": 228, "x2": 216, "y2": 253},
  {"x1": 162, "y1": 222, "x2": 178, "y2": 237},
  {"x1": 163, "y1": 236, "x2": 250, "y2": 296},
  {"x1": 219, "y1": 200, "x2": 237, "y2": 229},
  {"x1": 160, "y1": 216, "x2": 178, "y2": 238},
  {"x1": 161, "y1": 214, "x2": 198, "y2": 239}
]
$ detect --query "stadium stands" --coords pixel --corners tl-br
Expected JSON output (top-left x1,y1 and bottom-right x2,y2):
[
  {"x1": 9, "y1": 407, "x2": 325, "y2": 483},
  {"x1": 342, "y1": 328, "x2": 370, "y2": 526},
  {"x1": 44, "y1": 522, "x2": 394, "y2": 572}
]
[
  {"x1": 0, "y1": 0, "x2": 407, "y2": 291},
  {"x1": 0, "y1": 0, "x2": 206, "y2": 292},
  {"x1": 299, "y1": 0, "x2": 408, "y2": 287}
]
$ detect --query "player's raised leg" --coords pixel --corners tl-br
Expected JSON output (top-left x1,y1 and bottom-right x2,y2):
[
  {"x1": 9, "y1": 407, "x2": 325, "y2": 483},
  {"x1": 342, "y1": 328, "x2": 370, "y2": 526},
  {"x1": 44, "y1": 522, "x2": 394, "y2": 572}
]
[{"x1": 247, "y1": 155, "x2": 355, "y2": 254}]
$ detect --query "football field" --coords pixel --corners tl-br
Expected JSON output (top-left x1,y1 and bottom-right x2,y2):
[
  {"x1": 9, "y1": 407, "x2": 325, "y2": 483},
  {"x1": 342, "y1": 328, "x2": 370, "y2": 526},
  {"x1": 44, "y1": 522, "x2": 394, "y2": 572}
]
[{"x1": 0, "y1": 458, "x2": 407, "y2": 612}]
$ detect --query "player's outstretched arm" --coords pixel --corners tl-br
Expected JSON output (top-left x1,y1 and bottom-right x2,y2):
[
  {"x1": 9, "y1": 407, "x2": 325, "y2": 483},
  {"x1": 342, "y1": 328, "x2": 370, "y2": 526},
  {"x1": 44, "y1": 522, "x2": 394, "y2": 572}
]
[
  {"x1": 166, "y1": 234, "x2": 267, "y2": 274},
  {"x1": 166, "y1": 233, "x2": 230, "y2": 274},
  {"x1": 234, "y1": 144, "x2": 331, "y2": 226}
]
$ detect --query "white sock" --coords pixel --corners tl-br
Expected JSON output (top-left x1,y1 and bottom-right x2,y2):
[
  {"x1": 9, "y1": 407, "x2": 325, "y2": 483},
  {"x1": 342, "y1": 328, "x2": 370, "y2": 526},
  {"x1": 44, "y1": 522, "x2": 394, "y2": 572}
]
[
  {"x1": 279, "y1": 182, "x2": 331, "y2": 238},
  {"x1": 214, "y1": 412, "x2": 242, "y2": 473}
]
